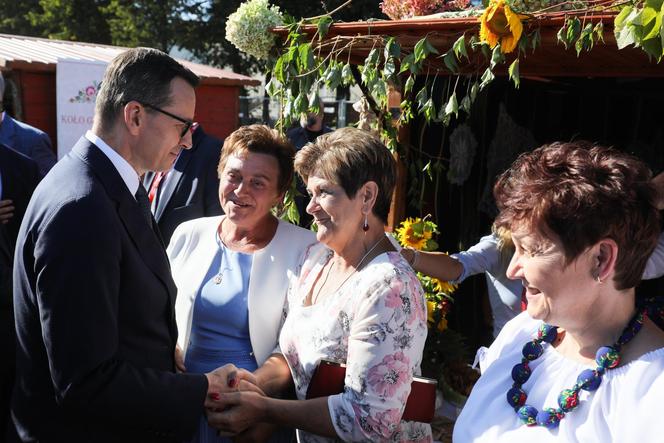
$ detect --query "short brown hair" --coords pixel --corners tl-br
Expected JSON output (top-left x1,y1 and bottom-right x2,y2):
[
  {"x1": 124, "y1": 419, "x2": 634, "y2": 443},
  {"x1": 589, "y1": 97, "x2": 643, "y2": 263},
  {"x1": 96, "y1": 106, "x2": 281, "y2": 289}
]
[
  {"x1": 218, "y1": 124, "x2": 295, "y2": 195},
  {"x1": 493, "y1": 141, "x2": 659, "y2": 290},
  {"x1": 95, "y1": 48, "x2": 199, "y2": 132},
  {"x1": 294, "y1": 127, "x2": 396, "y2": 224}
]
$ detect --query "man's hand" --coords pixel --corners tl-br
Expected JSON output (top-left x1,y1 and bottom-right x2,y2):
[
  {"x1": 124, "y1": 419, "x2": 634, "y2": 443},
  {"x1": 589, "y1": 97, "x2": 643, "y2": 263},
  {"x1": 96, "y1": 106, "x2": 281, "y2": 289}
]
[
  {"x1": 206, "y1": 390, "x2": 267, "y2": 436},
  {"x1": 0, "y1": 200, "x2": 14, "y2": 224},
  {"x1": 204, "y1": 364, "x2": 259, "y2": 407},
  {"x1": 174, "y1": 345, "x2": 186, "y2": 372}
]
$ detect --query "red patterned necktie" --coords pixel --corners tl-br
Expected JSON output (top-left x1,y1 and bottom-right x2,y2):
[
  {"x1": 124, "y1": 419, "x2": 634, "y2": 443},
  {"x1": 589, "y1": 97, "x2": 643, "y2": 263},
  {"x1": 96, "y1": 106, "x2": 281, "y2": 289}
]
[{"x1": 147, "y1": 171, "x2": 167, "y2": 204}]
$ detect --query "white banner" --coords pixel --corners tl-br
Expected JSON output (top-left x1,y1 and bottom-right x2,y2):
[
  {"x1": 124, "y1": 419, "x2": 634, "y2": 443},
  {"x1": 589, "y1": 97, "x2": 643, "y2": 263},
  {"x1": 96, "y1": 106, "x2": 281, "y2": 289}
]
[{"x1": 56, "y1": 59, "x2": 107, "y2": 159}]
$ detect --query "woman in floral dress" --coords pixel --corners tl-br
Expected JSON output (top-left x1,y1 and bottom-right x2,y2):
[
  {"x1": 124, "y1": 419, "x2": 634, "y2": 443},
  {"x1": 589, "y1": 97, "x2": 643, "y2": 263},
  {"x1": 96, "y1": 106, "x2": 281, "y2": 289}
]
[{"x1": 207, "y1": 127, "x2": 432, "y2": 442}]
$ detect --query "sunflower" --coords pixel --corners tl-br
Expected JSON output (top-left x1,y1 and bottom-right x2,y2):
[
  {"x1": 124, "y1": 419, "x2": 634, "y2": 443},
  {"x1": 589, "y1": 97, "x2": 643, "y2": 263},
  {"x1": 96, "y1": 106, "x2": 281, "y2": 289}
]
[
  {"x1": 432, "y1": 277, "x2": 458, "y2": 295},
  {"x1": 427, "y1": 300, "x2": 437, "y2": 325},
  {"x1": 394, "y1": 217, "x2": 431, "y2": 250},
  {"x1": 479, "y1": 0, "x2": 524, "y2": 53}
]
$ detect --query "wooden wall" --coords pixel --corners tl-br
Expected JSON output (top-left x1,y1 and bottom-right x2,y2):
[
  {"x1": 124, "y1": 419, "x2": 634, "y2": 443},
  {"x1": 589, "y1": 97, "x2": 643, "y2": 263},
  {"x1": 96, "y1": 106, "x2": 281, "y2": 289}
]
[{"x1": 6, "y1": 69, "x2": 242, "y2": 152}]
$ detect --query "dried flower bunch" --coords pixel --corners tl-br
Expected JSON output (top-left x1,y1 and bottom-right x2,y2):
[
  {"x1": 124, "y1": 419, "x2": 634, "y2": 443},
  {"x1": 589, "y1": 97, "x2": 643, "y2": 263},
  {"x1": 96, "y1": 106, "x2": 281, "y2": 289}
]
[{"x1": 226, "y1": 0, "x2": 284, "y2": 60}]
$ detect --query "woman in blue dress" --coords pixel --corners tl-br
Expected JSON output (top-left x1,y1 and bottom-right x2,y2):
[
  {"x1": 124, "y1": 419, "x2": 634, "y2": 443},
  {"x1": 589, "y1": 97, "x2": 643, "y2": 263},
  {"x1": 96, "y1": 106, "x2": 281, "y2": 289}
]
[{"x1": 167, "y1": 124, "x2": 315, "y2": 442}]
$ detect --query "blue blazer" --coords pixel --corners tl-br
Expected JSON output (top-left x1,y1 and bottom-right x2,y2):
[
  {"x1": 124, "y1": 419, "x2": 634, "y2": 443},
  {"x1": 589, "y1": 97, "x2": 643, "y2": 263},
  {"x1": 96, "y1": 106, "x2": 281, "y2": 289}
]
[
  {"x1": 0, "y1": 114, "x2": 56, "y2": 177},
  {"x1": 143, "y1": 125, "x2": 223, "y2": 246},
  {"x1": 12, "y1": 137, "x2": 208, "y2": 442}
]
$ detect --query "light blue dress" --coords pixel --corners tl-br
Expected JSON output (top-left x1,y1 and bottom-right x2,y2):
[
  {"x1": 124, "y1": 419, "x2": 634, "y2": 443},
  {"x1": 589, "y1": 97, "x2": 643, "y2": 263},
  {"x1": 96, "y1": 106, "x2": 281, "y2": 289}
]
[{"x1": 185, "y1": 236, "x2": 256, "y2": 443}]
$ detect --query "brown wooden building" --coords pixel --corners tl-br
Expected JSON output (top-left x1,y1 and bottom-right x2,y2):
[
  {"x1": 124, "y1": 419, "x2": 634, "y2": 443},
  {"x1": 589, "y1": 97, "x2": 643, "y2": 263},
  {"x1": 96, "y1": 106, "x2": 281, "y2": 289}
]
[{"x1": 0, "y1": 33, "x2": 260, "y2": 150}]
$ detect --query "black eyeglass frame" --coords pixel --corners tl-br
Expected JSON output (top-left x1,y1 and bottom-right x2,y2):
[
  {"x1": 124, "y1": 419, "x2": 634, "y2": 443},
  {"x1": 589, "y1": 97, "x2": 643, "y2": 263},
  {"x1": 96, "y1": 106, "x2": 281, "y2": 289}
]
[{"x1": 138, "y1": 101, "x2": 193, "y2": 138}]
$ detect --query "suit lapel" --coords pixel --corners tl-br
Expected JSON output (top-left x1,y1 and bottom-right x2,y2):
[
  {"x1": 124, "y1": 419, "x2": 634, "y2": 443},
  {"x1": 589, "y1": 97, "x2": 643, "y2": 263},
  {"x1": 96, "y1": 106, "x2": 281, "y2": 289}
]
[
  {"x1": 154, "y1": 148, "x2": 191, "y2": 222},
  {"x1": 0, "y1": 116, "x2": 17, "y2": 147},
  {"x1": 72, "y1": 138, "x2": 178, "y2": 317}
]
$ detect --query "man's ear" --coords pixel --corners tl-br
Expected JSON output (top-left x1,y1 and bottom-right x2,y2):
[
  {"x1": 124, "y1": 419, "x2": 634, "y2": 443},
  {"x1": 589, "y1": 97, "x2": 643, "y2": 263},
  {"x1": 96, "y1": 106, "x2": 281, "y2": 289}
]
[{"x1": 123, "y1": 101, "x2": 143, "y2": 136}]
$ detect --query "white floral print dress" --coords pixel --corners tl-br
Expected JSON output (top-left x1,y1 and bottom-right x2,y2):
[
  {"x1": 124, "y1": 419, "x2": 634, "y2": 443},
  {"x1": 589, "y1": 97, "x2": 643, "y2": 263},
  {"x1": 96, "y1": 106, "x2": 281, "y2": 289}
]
[{"x1": 279, "y1": 242, "x2": 433, "y2": 443}]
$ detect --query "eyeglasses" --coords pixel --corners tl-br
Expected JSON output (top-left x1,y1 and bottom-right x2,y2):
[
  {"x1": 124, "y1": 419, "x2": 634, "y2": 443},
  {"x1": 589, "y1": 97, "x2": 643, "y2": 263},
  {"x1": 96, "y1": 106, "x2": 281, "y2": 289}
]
[{"x1": 139, "y1": 102, "x2": 193, "y2": 139}]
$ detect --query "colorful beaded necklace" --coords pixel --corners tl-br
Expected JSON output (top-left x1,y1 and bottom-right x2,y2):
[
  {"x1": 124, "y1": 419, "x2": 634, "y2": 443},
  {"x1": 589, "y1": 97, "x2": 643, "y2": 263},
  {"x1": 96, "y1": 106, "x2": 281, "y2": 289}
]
[{"x1": 506, "y1": 309, "x2": 646, "y2": 429}]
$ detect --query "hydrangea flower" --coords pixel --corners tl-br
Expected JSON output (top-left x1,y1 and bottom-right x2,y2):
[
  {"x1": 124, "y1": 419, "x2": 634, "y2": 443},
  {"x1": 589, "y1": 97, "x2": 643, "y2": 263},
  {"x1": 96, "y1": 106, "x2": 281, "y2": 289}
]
[{"x1": 225, "y1": 0, "x2": 284, "y2": 60}]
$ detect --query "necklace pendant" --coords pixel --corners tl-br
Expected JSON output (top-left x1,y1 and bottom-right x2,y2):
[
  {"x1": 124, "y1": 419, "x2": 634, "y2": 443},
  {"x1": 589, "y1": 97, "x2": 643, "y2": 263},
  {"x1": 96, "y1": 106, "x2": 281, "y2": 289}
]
[{"x1": 213, "y1": 274, "x2": 222, "y2": 285}]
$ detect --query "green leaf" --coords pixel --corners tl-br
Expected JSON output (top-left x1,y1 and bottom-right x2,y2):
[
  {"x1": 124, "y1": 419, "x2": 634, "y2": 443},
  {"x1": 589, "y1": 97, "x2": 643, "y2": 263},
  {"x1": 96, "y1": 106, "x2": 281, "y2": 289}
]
[
  {"x1": 366, "y1": 47, "x2": 380, "y2": 66},
  {"x1": 531, "y1": 29, "x2": 541, "y2": 51},
  {"x1": 265, "y1": 77, "x2": 280, "y2": 97},
  {"x1": 566, "y1": 17, "x2": 582, "y2": 44},
  {"x1": 422, "y1": 98, "x2": 436, "y2": 123},
  {"x1": 416, "y1": 87, "x2": 429, "y2": 109},
  {"x1": 316, "y1": 15, "x2": 333, "y2": 39},
  {"x1": 324, "y1": 64, "x2": 342, "y2": 90},
  {"x1": 404, "y1": 75, "x2": 415, "y2": 95},
  {"x1": 479, "y1": 67, "x2": 495, "y2": 90},
  {"x1": 632, "y1": 6, "x2": 658, "y2": 26},
  {"x1": 414, "y1": 37, "x2": 437, "y2": 63},
  {"x1": 308, "y1": 90, "x2": 320, "y2": 110},
  {"x1": 557, "y1": 23, "x2": 570, "y2": 49},
  {"x1": 443, "y1": 52, "x2": 459, "y2": 73},
  {"x1": 452, "y1": 35, "x2": 469, "y2": 60},
  {"x1": 508, "y1": 58, "x2": 520, "y2": 89},
  {"x1": 615, "y1": 5, "x2": 634, "y2": 30},
  {"x1": 490, "y1": 45, "x2": 505, "y2": 69},
  {"x1": 399, "y1": 53, "x2": 418, "y2": 74},
  {"x1": 644, "y1": 7, "x2": 663, "y2": 39},
  {"x1": 594, "y1": 22, "x2": 604, "y2": 43},
  {"x1": 385, "y1": 37, "x2": 401, "y2": 60},
  {"x1": 341, "y1": 63, "x2": 354, "y2": 85},
  {"x1": 470, "y1": 81, "x2": 479, "y2": 102},
  {"x1": 298, "y1": 43, "x2": 314, "y2": 71},
  {"x1": 445, "y1": 92, "x2": 459, "y2": 118},
  {"x1": 371, "y1": 80, "x2": 388, "y2": 107},
  {"x1": 641, "y1": 37, "x2": 663, "y2": 60},
  {"x1": 425, "y1": 39, "x2": 440, "y2": 56},
  {"x1": 384, "y1": 57, "x2": 396, "y2": 78},
  {"x1": 460, "y1": 95, "x2": 472, "y2": 113},
  {"x1": 294, "y1": 92, "x2": 307, "y2": 114}
]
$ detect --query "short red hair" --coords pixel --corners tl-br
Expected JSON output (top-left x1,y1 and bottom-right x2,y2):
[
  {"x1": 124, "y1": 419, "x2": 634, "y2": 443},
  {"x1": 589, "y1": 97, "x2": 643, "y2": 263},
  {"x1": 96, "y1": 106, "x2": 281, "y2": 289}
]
[{"x1": 493, "y1": 142, "x2": 659, "y2": 290}]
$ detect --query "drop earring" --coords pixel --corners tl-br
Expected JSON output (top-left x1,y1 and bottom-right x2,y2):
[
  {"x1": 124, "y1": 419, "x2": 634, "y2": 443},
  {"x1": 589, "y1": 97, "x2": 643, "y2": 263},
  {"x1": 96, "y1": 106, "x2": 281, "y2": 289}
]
[{"x1": 362, "y1": 214, "x2": 369, "y2": 232}]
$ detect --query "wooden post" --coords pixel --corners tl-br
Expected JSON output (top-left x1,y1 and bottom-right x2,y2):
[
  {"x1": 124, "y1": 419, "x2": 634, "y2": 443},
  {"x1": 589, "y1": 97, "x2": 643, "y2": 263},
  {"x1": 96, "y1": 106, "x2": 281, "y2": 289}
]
[{"x1": 387, "y1": 87, "x2": 407, "y2": 232}]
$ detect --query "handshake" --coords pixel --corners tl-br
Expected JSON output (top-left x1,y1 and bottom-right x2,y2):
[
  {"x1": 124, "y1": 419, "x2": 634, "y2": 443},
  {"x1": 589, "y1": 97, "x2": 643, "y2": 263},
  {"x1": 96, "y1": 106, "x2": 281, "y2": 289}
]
[{"x1": 203, "y1": 363, "x2": 274, "y2": 441}]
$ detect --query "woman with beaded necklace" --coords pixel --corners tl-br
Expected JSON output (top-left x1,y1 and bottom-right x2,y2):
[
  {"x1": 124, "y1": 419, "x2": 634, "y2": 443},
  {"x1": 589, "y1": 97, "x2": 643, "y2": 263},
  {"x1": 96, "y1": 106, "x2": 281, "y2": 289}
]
[
  {"x1": 453, "y1": 142, "x2": 664, "y2": 442},
  {"x1": 205, "y1": 127, "x2": 432, "y2": 442}
]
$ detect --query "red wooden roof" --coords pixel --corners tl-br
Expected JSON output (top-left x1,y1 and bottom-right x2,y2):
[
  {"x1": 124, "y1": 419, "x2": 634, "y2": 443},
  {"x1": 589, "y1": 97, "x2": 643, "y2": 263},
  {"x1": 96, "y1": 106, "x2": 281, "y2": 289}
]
[
  {"x1": 0, "y1": 33, "x2": 260, "y2": 86},
  {"x1": 273, "y1": 12, "x2": 664, "y2": 78}
]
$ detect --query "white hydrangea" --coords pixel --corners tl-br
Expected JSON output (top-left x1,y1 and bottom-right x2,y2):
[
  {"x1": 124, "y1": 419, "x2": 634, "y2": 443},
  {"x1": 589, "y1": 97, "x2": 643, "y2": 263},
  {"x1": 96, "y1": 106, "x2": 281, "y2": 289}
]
[{"x1": 225, "y1": 0, "x2": 284, "y2": 60}]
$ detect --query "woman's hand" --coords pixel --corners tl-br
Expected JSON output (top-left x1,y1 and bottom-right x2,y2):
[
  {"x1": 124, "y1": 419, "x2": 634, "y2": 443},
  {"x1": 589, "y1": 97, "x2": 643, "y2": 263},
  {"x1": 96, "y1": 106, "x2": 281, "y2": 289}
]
[
  {"x1": 206, "y1": 390, "x2": 268, "y2": 436},
  {"x1": 174, "y1": 345, "x2": 186, "y2": 372},
  {"x1": 205, "y1": 365, "x2": 260, "y2": 408}
]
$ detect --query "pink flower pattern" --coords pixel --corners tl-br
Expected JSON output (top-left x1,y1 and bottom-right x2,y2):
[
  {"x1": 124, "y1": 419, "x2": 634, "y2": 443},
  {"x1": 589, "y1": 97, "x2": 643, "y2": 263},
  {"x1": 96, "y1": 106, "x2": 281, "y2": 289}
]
[
  {"x1": 279, "y1": 242, "x2": 431, "y2": 443},
  {"x1": 367, "y1": 352, "x2": 411, "y2": 397}
]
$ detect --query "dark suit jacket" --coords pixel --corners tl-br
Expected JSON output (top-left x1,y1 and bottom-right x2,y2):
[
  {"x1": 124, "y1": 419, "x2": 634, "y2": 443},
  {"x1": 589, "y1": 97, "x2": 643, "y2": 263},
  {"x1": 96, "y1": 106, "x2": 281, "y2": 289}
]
[
  {"x1": 0, "y1": 144, "x2": 39, "y2": 442},
  {"x1": 143, "y1": 125, "x2": 223, "y2": 246},
  {"x1": 12, "y1": 137, "x2": 208, "y2": 443},
  {"x1": 0, "y1": 115, "x2": 56, "y2": 177}
]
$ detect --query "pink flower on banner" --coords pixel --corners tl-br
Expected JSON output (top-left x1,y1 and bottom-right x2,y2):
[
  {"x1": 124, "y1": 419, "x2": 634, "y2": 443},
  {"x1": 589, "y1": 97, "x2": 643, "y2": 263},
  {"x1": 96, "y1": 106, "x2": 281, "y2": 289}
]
[
  {"x1": 367, "y1": 352, "x2": 410, "y2": 397},
  {"x1": 86, "y1": 86, "x2": 96, "y2": 96}
]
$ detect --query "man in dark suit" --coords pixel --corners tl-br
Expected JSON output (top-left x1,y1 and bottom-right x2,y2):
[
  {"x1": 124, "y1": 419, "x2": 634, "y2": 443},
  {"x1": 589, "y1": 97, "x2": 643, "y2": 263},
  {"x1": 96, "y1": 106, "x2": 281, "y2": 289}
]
[
  {"x1": 143, "y1": 123, "x2": 223, "y2": 245},
  {"x1": 12, "y1": 48, "x2": 228, "y2": 443},
  {"x1": 0, "y1": 72, "x2": 57, "y2": 176},
  {"x1": 0, "y1": 144, "x2": 39, "y2": 442}
]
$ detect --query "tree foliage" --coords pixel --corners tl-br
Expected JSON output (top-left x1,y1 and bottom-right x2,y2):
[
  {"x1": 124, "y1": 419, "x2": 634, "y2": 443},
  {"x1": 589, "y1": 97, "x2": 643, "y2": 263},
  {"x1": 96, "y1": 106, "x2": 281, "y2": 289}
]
[{"x1": 179, "y1": 0, "x2": 385, "y2": 74}]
